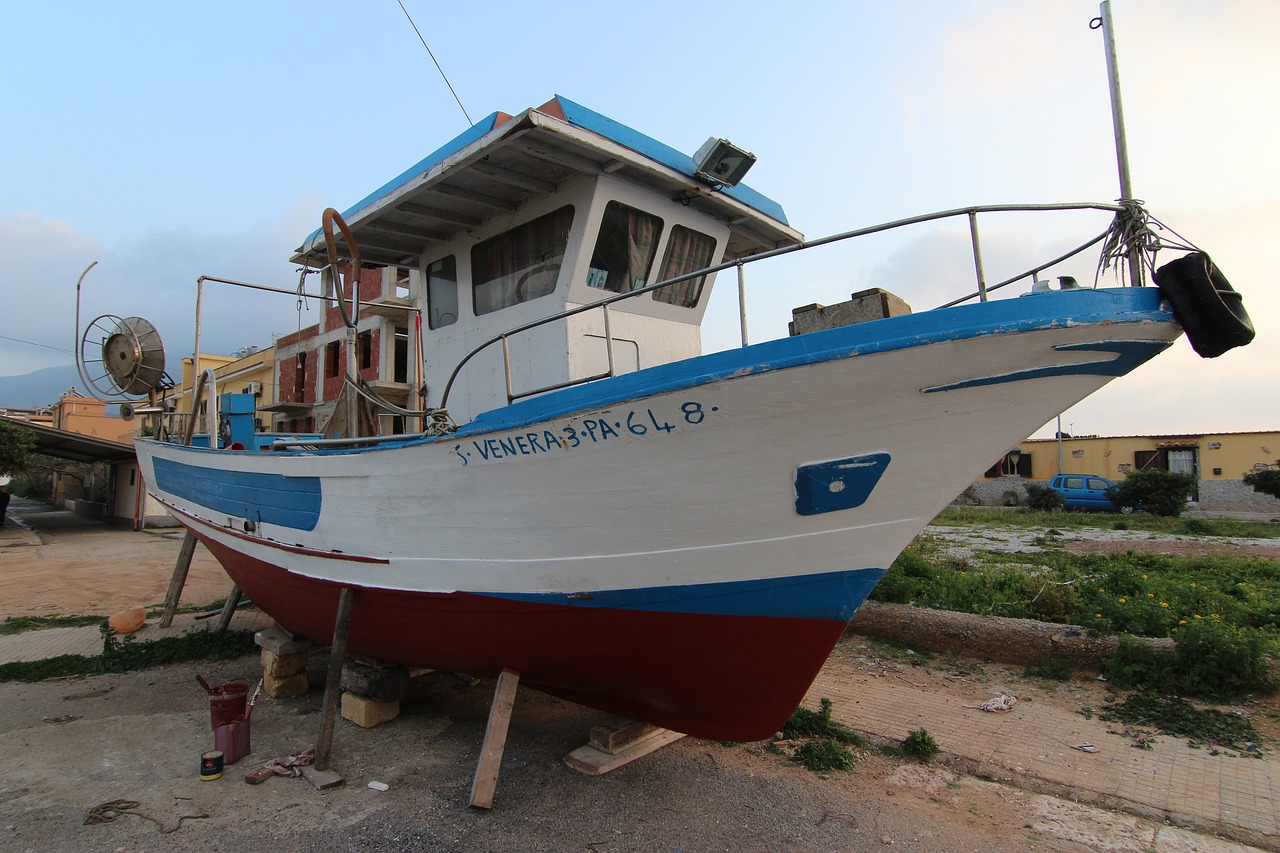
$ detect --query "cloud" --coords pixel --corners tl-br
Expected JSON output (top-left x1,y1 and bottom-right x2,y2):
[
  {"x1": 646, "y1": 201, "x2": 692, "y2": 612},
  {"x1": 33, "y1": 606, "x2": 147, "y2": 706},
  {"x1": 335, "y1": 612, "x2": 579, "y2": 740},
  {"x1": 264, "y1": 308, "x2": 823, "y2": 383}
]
[{"x1": 0, "y1": 201, "x2": 323, "y2": 383}]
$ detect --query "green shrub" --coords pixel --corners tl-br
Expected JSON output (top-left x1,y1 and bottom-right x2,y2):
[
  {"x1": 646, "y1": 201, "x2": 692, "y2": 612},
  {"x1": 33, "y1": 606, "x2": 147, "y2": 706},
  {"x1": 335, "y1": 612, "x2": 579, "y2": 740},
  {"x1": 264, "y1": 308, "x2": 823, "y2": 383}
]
[
  {"x1": 1111, "y1": 469, "x2": 1196, "y2": 517},
  {"x1": 1243, "y1": 470, "x2": 1280, "y2": 500},
  {"x1": 782, "y1": 698, "x2": 864, "y2": 744},
  {"x1": 1101, "y1": 621, "x2": 1275, "y2": 700},
  {"x1": 900, "y1": 728, "x2": 939, "y2": 761},
  {"x1": 794, "y1": 738, "x2": 855, "y2": 771},
  {"x1": 1024, "y1": 483, "x2": 1065, "y2": 512}
]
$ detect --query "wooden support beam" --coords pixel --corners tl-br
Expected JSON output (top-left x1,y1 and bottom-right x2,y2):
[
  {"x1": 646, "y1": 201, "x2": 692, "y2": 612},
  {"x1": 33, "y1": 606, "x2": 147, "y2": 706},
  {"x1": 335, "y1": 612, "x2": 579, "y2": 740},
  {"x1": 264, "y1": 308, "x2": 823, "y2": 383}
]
[
  {"x1": 213, "y1": 585, "x2": 242, "y2": 633},
  {"x1": 314, "y1": 587, "x2": 355, "y2": 774},
  {"x1": 158, "y1": 531, "x2": 198, "y2": 628},
  {"x1": 469, "y1": 668, "x2": 520, "y2": 810}
]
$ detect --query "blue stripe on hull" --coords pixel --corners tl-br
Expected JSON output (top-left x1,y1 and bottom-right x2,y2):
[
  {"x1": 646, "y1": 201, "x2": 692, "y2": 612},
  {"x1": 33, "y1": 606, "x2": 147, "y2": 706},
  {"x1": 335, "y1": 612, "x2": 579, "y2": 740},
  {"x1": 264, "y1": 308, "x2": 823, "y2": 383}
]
[
  {"x1": 152, "y1": 458, "x2": 322, "y2": 531},
  {"x1": 472, "y1": 567, "x2": 886, "y2": 622}
]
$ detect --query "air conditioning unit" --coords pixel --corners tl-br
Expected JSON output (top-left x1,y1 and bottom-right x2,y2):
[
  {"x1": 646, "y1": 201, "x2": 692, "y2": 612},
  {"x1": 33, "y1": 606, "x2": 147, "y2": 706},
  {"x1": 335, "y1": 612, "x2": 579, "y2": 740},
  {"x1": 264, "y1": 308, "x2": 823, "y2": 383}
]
[{"x1": 245, "y1": 381, "x2": 262, "y2": 397}]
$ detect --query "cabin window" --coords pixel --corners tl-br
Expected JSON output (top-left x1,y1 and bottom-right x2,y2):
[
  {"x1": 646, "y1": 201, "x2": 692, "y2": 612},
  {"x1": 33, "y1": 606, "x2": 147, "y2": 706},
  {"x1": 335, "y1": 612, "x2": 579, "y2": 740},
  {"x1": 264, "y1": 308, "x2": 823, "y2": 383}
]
[
  {"x1": 427, "y1": 255, "x2": 459, "y2": 329},
  {"x1": 394, "y1": 327, "x2": 408, "y2": 383},
  {"x1": 586, "y1": 201, "x2": 663, "y2": 293},
  {"x1": 472, "y1": 206, "x2": 574, "y2": 315},
  {"x1": 653, "y1": 226, "x2": 716, "y2": 307}
]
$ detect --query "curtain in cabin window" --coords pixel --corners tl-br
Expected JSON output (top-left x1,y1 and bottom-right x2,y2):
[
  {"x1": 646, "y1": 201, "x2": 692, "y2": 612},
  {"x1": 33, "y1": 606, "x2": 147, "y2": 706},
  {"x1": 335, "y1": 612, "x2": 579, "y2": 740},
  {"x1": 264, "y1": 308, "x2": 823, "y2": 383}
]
[
  {"x1": 653, "y1": 226, "x2": 716, "y2": 307},
  {"x1": 586, "y1": 202, "x2": 662, "y2": 293},
  {"x1": 472, "y1": 206, "x2": 575, "y2": 315}
]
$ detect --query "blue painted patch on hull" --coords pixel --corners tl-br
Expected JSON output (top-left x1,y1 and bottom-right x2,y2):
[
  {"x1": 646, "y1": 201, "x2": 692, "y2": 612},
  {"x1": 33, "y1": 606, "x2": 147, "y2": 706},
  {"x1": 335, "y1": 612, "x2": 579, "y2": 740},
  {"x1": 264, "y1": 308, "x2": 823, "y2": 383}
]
[
  {"x1": 473, "y1": 567, "x2": 886, "y2": 622},
  {"x1": 922, "y1": 339, "x2": 1172, "y2": 393},
  {"x1": 152, "y1": 457, "x2": 322, "y2": 531},
  {"x1": 795, "y1": 452, "x2": 891, "y2": 516}
]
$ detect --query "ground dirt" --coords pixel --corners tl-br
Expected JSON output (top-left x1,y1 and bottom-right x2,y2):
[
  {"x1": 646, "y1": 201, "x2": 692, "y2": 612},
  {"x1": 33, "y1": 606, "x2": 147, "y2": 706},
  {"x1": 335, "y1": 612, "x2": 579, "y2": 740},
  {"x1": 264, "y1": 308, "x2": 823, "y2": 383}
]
[{"x1": 0, "y1": 503, "x2": 1271, "y2": 851}]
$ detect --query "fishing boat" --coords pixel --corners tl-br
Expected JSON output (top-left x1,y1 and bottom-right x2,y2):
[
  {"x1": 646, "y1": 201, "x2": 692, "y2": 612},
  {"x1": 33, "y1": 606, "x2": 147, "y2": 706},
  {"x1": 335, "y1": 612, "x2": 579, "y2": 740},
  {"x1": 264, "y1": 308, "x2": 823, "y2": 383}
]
[{"x1": 123, "y1": 37, "x2": 1252, "y2": 740}]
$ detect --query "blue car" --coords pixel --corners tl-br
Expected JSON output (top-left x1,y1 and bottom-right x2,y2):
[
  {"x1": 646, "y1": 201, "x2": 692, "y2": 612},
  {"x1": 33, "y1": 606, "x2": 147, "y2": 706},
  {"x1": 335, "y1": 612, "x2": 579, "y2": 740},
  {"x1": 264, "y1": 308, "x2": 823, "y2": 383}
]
[{"x1": 1047, "y1": 474, "x2": 1123, "y2": 511}]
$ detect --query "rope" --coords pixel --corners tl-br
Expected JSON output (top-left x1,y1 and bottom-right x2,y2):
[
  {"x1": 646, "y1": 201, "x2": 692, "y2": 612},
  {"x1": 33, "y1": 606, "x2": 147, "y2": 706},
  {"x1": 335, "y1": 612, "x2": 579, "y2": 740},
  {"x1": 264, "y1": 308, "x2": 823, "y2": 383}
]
[{"x1": 84, "y1": 799, "x2": 208, "y2": 834}]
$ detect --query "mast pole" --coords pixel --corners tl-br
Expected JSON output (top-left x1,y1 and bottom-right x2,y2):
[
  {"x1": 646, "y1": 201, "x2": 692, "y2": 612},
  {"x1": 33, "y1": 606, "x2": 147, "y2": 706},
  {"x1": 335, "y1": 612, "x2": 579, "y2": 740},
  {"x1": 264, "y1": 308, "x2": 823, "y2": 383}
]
[{"x1": 1097, "y1": 1, "x2": 1143, "y2": 287}]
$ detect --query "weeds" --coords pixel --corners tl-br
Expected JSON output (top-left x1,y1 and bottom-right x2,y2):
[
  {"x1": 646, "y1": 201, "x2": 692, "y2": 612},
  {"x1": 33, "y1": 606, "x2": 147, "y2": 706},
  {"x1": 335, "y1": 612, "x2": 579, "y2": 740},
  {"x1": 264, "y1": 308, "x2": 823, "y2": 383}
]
[
  {"x1": 0, "y1": 626, "x2": 257, "y2": 682},
  {"x1": 1095, "y1": 693, "x2": 1263, "y2": 756},
  {"x1": 1023, "y1": 658, "x2": 1073, "y2": 681},
  {"x1": 898, "y1": 728, "x2": 939, "y2": 761},
  {"x1": 0, "y1": 614, "x2": 104, "y2": 636},
  {"x1": 793, "y1": 738, "x2": 855, "y2": 771}
]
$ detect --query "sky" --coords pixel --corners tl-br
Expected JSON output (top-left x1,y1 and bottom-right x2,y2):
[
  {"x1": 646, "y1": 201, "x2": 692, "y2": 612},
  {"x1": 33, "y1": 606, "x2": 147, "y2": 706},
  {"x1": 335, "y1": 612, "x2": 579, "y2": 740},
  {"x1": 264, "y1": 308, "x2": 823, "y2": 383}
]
[{"x1": 2, "y1": 1, "x2": 1276, "y2": 440}]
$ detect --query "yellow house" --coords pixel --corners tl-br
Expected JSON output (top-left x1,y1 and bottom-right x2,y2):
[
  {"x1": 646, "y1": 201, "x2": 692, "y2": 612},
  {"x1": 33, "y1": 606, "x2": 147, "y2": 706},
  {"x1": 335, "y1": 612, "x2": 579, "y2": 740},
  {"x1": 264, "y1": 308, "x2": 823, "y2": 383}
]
[
  {"x1": 986, "y1": 430, "x2": 1280, "y2": 482},
  {"x1": 974, "y1": 430, "x2": 1280, "y2": 513},
  {"x1": 165, "y1": 346, "x2": 278, "y2": 432}
]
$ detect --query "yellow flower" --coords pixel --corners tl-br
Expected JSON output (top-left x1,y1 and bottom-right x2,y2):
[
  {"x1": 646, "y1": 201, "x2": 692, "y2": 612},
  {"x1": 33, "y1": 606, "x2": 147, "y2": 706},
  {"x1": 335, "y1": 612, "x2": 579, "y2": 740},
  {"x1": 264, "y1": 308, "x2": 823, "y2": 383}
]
[
  {"x1": 1142, "y1": 575, "x2": 1148, "y2": 580},
  {"x1": 1191, "y1": 583, "x2": 1197, "y2": 588},
  {"x1": 1179, "y1": 619, "x2": 1187, "y2": 624},
  {"x1": 1147, "y1": 593, "x2": 1155, "y2": 598},
  {"x1": 1194, "y1": 614, "x2": 1203, "y2": 619},
  {"x1": 1161, "y1": 602, "x2": 1169, "y2": 608},
  {"x1": 1119, "y1": 598, "x2": 1127, "y2": 604},
  {"x1": 1096, "y1": 613, "x2": 1103, "y2": 618},
  {"x1": 1098, "y1": 587, "x2": 1105, "y2": 593}
]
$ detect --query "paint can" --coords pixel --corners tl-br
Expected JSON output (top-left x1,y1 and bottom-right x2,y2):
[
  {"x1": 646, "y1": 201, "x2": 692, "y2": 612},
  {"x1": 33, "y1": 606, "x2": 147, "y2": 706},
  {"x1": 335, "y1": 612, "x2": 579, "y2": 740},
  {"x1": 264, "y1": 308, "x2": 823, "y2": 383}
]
[
  {"x1": 197, "y1": 675, "x2": 249, "y2": 730},
  {"x1": 200, "y1": 750, "x2": 224, "y2": 781}
]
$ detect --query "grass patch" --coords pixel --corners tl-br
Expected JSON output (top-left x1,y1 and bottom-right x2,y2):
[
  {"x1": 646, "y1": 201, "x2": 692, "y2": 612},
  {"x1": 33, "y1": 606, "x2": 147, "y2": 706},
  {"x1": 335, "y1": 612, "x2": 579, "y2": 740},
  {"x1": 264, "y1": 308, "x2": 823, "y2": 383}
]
[
  {"x1": 1023, "y1": 658, "x2": 1073, "y2": 681},
  {"x1": 932, "y1": 506, "x2": 1280, "y2": 539},
  {"x1": 0, "y1": 614, "x2": 105, "y2": 636},
  {"x1": 0, "y1": 625, "x2": 257, "y2": 682},
  {"x1": 1096, "y1": 692, "x2": 1264, "y2": 755}
]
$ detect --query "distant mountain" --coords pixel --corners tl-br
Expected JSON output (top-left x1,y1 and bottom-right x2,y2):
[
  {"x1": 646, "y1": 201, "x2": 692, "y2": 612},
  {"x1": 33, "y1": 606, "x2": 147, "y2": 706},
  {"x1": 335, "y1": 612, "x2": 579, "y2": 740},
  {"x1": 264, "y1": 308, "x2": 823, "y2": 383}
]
[{"x1": 0, "y1": 364, "x2": 83, "y2": 409}]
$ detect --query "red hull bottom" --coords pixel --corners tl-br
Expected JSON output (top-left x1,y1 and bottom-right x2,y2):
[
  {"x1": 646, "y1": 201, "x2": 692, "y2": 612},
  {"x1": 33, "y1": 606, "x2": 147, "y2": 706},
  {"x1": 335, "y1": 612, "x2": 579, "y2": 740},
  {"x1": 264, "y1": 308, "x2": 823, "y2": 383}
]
[{"x1": 196, "y1": 533, "x2": 847, "y2": 741}]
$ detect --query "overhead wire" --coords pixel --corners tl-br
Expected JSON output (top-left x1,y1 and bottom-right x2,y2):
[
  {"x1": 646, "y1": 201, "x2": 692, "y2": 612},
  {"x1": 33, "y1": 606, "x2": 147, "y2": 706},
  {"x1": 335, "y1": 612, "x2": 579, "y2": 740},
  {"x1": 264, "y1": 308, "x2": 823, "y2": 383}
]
[{"x1": 395, "y1": 0, "x2": 473, "y2": 127}]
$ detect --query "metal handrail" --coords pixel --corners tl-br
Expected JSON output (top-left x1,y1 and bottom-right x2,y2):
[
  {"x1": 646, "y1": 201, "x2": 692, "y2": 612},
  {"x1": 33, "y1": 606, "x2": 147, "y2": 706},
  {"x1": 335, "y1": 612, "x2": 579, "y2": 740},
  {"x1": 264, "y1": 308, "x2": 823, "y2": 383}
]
[{"x1": 439, "y1": 200, "x2": 1130, "y2": 410}]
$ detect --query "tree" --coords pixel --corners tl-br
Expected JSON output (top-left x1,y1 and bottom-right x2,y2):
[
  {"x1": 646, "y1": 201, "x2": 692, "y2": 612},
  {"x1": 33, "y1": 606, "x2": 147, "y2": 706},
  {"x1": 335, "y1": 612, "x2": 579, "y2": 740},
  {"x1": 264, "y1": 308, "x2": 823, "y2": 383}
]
[
  {"x1": 1110, "y1": 468, "x2": 1196, "y2": 517},
  {"x1": 0, "y1": 420, "x2": 36, "y2": 479},
  {"x1": 1243, "y1": 469, "x2": 1280, "y2": 500}
]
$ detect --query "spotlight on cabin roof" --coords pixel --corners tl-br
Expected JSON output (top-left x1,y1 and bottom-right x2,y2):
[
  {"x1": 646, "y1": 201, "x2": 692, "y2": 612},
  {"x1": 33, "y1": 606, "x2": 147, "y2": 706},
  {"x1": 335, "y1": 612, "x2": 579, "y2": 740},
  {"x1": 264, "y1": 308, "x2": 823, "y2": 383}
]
[{"x1": 693, "y1": 137, "x2": 756, "y2": 187}]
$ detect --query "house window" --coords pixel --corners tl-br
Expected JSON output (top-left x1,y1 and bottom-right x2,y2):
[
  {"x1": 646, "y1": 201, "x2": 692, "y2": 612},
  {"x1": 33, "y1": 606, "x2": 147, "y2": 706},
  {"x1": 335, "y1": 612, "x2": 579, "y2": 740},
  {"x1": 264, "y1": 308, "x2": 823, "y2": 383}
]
[
  {"x1": 585, "y1": 201, "x2": 662, "y2": 293},
  {"x1": 427, "y1": 255, "x2": 459, "y2": 329},
  {"x1": 472, "y1": 206, "x2": 574, "y2": 315},
  {"x1": 358, "y1": 330, "x2": 373, "y2": 371},
  {"x1": 653, "y1": 225, "x2": 716, "y2": 308},
  {"x1": 394, "y1": 267, "x2": 411, "y2": 300},
  {"x1": 394, "y1": 327, "x2": 409, "y2": 384},
  {"x1": 325, "y1": 341, "x2": 341, "y2": 378},
  {"x1": 984, "y1": 453, "x2": 1032, "y2": 478},
  {"x1": 294, "y1": 353, "x2": 307, "y2": 397}
]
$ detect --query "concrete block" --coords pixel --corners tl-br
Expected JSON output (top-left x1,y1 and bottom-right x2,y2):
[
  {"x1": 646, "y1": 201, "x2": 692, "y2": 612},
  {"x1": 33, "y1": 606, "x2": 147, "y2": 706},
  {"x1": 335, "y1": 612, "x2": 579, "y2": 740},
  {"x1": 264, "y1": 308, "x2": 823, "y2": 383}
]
[
  {"x1": 261, "y1": 648, "x2": 309, "y2": 678},
  {"x1": 263, "y1": 671, "x2": 309, "y2": 700},
  {"x1": 341, "y1": 660, "x2": 408, "y2": 703},
  {"x1": 341, "y1": 692, "x2": 400, "y2": 728},
  {"x1": 255, "y1": 626, "x2": 312, "y2": 657},
  {"x1": 790, "y1": 287, "x2": 912, "y2": 336}
]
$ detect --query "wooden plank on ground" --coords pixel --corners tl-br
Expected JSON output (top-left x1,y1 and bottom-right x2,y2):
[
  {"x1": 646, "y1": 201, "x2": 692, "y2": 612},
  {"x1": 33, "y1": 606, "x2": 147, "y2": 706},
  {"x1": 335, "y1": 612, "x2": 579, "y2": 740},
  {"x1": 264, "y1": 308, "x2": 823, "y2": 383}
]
[
  {"x1": 564, "y1": 728, "x2": 686, "y2": 776},
  {"x1": 469, "y1": 668, "x2": 520, "y2": 810}
]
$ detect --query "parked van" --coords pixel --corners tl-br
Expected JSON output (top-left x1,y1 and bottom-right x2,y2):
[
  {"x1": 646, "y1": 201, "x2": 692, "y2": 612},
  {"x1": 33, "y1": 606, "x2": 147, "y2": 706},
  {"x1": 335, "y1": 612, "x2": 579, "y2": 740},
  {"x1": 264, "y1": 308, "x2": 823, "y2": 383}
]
[{"x1": 1047, "y1": 474, "x2": 1120, "y2": 511}]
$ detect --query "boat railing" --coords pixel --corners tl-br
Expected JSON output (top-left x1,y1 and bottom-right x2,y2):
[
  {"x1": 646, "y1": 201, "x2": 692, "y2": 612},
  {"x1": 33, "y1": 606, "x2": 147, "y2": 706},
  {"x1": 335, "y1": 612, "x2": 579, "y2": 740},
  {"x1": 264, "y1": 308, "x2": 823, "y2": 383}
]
[{"x1": 440, "y1": 200, "x2": 1132, "y2": 411}]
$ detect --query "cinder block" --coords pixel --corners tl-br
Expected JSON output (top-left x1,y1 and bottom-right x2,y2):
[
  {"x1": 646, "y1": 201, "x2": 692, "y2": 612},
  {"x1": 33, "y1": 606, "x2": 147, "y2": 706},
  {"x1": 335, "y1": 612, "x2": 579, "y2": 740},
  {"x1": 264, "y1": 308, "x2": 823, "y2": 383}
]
[
  {"x1": 341, "y1": 692, "x2": 400, "y2": 728},
  {"x1": 263, "y1": 671, "x2": 309, "y2": 700},
  {"x1": 255, "y1": 627, "x2": 313, "y2": 657},
  {"x1": 261, "y1": 648, "x2": 309, "y2": 678},
  {"x1": 341, "y1": 660, "x2": 408, "y2": 703}
]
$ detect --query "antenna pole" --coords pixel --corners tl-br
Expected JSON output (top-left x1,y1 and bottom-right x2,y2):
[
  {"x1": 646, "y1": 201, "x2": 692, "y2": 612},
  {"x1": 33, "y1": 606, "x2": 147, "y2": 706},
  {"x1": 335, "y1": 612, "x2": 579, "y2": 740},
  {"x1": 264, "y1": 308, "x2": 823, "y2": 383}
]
[{"x1": 1097, "y1": 1, "x2": 1143, "y2": 287}]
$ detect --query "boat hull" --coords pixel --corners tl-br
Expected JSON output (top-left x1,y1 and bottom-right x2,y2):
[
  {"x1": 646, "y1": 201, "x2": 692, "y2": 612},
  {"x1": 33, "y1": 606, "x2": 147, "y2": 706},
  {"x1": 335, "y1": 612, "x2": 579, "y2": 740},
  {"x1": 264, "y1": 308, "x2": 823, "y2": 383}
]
[{"x1": 136, "y1": 287, "x2": 1180, "y2": 740}]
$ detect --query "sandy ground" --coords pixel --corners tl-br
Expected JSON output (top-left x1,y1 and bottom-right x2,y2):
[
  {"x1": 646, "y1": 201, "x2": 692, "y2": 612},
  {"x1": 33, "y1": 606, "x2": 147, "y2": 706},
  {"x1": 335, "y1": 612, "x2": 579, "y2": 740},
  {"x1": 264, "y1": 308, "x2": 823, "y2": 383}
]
[
  {"x1": 0, "y1": 504, "x2": 233, "y2": 618},
  {"x1": 0, "y1": 501, "x2": 1272, "y2": 851}
]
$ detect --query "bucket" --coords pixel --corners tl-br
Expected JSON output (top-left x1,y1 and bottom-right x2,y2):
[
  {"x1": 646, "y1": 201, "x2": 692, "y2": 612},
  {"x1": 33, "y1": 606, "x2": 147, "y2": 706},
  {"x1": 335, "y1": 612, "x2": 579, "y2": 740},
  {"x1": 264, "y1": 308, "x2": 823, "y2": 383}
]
[
  {"x1": 214, "y1": 715, "x2": 252, "y2": 765},
  {"x1": 197, "y1": 675, "x2": 249, "y2": 730}
]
